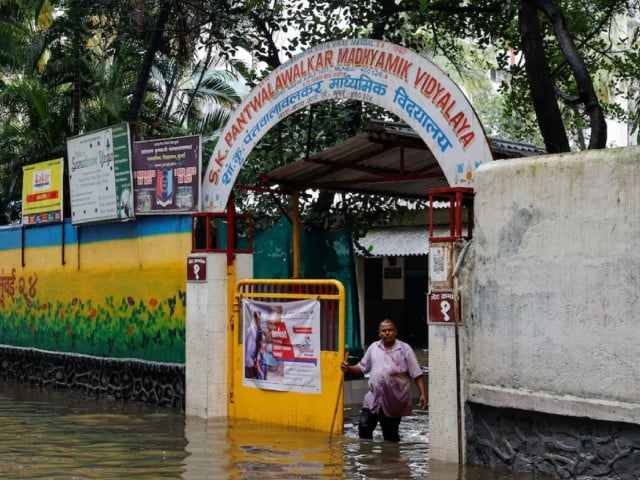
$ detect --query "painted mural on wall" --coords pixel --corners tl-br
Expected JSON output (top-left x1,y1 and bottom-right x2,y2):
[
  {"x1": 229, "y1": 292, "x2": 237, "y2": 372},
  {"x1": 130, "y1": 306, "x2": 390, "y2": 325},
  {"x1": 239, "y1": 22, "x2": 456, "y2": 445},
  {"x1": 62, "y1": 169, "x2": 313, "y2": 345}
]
[{"x1": 0, "y1": 216, "x2": 191, "y2": 363}]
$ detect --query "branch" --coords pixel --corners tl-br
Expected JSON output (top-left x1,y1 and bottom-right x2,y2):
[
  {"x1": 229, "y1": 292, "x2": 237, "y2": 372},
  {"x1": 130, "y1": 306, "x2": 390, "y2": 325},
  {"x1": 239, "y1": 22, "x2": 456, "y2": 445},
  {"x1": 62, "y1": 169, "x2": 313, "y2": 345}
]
[
  {"x1": 127, "y1": 0, "x2": 173, "y2": 135},
  {"x1": 248, "y1": 11, "x2": 282, "y2": 69},
  {"x1": 549, "y1": 1, "x2": 618, "y2": 78},
  {"x1": 535, "y1": 0, "x2": 607, "y2": 149},
  {"x1": 518, "y1": 0, "x2": 570, "y2": 153},
  {"x1": 426, "y1": 1, "x2": 502, "y2": 14}
]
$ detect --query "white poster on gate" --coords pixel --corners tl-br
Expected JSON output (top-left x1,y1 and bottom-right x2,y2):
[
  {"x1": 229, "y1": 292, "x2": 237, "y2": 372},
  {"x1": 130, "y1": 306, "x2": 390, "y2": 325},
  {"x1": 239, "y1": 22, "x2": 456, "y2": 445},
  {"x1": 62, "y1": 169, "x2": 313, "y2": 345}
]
[{"x1": 242, "y1": 298, "x2": 321, "y2": 393}]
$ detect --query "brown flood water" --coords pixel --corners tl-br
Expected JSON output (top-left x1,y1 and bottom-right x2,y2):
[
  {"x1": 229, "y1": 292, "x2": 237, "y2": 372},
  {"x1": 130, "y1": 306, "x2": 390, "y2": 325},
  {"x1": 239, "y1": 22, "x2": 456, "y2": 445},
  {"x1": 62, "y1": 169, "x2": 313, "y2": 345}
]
[{"x1": 0, "y1": 380, "x2": 550, "y2": 479}]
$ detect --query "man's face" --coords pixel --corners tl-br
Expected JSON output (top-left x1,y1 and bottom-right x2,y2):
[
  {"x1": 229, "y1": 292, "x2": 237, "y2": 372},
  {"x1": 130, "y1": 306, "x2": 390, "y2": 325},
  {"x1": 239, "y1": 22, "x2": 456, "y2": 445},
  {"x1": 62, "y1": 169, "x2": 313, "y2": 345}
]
[{"x1": 378, "y1": 322, "x2": 397, "y2": 346}]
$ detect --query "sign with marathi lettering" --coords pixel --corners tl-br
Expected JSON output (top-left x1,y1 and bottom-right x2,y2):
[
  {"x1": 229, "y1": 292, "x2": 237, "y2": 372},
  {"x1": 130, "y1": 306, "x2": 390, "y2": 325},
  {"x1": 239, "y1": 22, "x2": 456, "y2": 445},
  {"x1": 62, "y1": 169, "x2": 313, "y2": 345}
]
[
  {"x1": 132, "y1": 135, "x2": 201, "y2": 214},
  {"x1": 428, "y1": 289, "x2": 457, "y2": 324},
  {"x1": 0, "y1": 268, "x2": 37, "y2": 310},
  {"x1": 67, "y1": 123, "x2": 134, "y2": 225},
  {"x1": 202, "y1": 38, "x2": 493, "y2": 212},
  {"x1": 186, "y1": 256, "x2": 206, "y2": 282},
  {"x1": 242, "y1": 298, "x2": 321, "y2": 393},
  {"x1": 22, "y1": 158, "x2": 64, "y2": 225}
]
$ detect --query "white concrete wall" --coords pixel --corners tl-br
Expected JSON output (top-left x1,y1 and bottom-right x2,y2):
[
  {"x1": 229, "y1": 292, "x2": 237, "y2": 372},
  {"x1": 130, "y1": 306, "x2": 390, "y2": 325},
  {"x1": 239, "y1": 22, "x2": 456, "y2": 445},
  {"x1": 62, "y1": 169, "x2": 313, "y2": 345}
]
[
  {"x1": 185, "y1": 253, "x2": 228, "y2": 418},
  {"x1": 185, "y1": 253, "x2": 253, "y2": 418},
  {"x1": 467, "y1": 146, "x2": 640, "y2": 424},
  {"x1": 429, "y1": 324, "x2": 462, "y2": 463}
]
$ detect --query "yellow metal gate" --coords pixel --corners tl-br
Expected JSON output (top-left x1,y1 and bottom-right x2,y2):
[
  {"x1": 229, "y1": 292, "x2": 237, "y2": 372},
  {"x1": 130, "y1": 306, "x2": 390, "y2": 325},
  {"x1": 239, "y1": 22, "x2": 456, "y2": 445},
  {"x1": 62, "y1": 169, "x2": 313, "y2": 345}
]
[{"x1": 230, "y1": 279, "x2": 346, "y2": 435}]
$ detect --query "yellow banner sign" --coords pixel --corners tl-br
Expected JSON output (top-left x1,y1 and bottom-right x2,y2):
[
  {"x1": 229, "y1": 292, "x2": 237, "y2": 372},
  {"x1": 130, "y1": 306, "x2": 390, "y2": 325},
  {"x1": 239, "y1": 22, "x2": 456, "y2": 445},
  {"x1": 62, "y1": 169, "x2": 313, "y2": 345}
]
[{"x1": 22, "y1": 158, "x2": 64, "y2": 225}]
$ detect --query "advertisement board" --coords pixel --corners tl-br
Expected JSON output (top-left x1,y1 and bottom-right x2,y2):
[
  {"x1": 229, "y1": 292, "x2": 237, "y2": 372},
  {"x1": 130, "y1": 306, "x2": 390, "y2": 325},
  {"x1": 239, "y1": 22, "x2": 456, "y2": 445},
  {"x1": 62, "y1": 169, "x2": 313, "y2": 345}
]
[
  {"x1": 21, "y1": 158, "x2": 64, "y2": 225},
  {"x1": 131, "y1": 135, "x2": 201, "y2": 214},
  {"x1": 67, "y1": 123, "x2": 134, "y2": 225},
  {"x1": 242, "y1": 298, "x2": 321, "y2": 394}
]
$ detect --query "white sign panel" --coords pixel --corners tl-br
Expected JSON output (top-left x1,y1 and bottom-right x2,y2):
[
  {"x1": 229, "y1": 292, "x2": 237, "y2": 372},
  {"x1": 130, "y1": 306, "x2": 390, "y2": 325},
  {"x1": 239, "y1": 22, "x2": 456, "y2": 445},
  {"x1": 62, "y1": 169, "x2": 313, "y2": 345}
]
[
  {"x1": 67, "y1": 123, "x2": 134, "y2": 225},
  {"x1": 429, "y1": 244, "x2": 451, "y2": 282}
]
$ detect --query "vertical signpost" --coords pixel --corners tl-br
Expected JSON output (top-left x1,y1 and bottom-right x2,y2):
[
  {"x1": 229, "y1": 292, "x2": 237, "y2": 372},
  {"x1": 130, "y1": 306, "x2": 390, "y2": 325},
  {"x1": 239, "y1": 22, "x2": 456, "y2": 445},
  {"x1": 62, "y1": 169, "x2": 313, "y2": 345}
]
[{"x1": 427, "y1": 187, "x2": 473, "y2": 465}]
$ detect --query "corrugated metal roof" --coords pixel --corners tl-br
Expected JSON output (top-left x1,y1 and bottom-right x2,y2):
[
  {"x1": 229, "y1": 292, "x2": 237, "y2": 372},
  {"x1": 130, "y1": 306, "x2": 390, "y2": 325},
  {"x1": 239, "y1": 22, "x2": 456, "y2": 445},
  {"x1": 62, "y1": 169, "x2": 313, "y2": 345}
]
[
  {"x1": 262, "y1": 121, "x2": 446, "y2": 199},
  {"x1": 355, "y1": 226, "x2": 451, "y2": 256},
  {"x1": 489, "y1": 137, "x2": 547, "y2": 158},
  {"x1": 260, "y1": 120, "x2": 545, "y2": 200}
]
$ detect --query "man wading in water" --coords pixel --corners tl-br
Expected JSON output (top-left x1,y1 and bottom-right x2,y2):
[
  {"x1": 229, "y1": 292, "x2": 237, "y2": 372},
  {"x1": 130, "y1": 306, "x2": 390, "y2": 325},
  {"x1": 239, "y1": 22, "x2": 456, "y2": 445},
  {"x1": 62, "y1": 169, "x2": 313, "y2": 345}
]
[{"x1": 341, "y1": 319, "x2": 427, "y2": 442}]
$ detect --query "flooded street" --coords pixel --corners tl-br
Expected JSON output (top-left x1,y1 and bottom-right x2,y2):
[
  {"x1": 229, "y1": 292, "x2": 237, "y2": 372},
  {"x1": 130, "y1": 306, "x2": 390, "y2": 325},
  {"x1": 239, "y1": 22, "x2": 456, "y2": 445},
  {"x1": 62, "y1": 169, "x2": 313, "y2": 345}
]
[{"x1": 0, "y1": 380, "x2": 549, "y2": 479}]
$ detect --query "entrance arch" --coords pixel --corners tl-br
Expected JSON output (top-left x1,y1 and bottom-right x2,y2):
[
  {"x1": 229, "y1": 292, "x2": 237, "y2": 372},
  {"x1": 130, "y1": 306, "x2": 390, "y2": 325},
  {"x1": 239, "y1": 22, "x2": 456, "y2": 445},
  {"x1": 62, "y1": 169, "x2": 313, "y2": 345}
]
[{"x1": 201, "y1": 38, "x2": 493, "y2": 212}]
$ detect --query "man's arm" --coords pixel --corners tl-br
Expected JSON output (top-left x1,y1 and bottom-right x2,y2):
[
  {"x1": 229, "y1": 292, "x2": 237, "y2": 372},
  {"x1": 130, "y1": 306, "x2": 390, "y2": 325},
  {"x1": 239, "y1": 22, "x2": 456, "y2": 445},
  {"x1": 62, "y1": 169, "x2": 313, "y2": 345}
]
[
  {"x1": 414, "y1": 375, "x2": 427, "y2": 409},
  {"x1": 340, "y1": 362, "x2": 362, "y2": 374}
]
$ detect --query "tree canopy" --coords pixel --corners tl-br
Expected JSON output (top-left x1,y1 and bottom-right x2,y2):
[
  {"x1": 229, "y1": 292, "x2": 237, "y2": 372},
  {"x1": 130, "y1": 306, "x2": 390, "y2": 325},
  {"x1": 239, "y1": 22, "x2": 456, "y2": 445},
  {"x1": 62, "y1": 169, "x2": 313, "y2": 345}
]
[
  {"x1": 230, "y1": 0, "x2": 639, "y2": 228},
  {"x1": 0, "y1": 0, "x2": 637, "y2": 225},
  {"x1": 232, "y1": 0, "x2": 638, "y2": 151}
]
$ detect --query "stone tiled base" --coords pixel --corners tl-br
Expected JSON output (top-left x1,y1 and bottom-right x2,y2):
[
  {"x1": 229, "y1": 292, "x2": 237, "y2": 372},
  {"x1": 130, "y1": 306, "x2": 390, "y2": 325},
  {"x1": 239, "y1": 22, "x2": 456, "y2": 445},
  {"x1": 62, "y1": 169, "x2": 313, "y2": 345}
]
[
  {"x1": 0, "y1": 346, "x2": 184, "y2": 409},
  {"x1": 466, "y1": 402, "x2": 640, "y2": 478}
]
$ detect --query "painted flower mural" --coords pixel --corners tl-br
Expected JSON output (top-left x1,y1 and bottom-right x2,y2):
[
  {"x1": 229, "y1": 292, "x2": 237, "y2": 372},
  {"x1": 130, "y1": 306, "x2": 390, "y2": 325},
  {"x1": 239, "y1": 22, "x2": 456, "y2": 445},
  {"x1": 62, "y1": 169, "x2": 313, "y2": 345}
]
[{"x1": 0, "y1": 282, "x2": 186, "y2": 363}]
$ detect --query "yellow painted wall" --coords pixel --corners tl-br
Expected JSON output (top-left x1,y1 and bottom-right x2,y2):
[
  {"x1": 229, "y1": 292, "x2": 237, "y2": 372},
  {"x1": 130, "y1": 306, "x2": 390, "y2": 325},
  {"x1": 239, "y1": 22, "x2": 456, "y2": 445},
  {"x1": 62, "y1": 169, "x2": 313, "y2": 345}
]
[{"x1": 0, "y1": 217, "x2": 192, "y2": 363}]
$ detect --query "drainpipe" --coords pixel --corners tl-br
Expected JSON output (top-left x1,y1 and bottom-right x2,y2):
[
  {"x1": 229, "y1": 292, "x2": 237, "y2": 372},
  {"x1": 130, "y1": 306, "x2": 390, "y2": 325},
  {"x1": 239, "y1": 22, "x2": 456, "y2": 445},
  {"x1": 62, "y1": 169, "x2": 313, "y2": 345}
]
[{"x1": 452, "y1": 239, "x2": 471, "y2": 467}]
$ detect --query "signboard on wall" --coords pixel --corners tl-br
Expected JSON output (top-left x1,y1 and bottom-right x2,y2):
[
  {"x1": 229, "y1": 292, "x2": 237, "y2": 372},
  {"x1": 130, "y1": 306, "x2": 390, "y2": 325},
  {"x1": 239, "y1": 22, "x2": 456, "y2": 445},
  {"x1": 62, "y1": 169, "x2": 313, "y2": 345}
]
[
  {"x1": 132, "y1": 135, "x2": 201, "y2": 215},
  {"x1": 67, "y1": 123, "x2": 134, "y2": 225},
  {"x1": 382, "y1": 256, "x2": 405, "y2": 300},
  {"x1": 429, "y1": 244, "x2": 451, "y2": 283},
  {"x1": 428, "y1": 289, "x2": 457, "y2": 324},
  {"x1": 186, "y1": 256, "x2": 207, "y2": 282},
  {"x1": 21, "y1": 158, "x2": 64, "y2": 225}
]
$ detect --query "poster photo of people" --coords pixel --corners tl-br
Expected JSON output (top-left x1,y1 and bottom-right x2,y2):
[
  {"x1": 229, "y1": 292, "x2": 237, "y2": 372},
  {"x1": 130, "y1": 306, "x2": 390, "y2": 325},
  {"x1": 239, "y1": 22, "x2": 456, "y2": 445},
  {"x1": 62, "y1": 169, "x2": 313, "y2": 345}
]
[{"x1": 242, "y1": 298, "x2": 321, "y2": 394}]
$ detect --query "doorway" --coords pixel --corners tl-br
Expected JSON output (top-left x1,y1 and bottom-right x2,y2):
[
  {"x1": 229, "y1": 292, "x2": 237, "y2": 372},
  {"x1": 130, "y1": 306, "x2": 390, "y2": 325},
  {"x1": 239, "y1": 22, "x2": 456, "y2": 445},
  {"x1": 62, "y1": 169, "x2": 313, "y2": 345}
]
[{"x1": 362, "y1": 255, "x2": 428, "y2": 348}]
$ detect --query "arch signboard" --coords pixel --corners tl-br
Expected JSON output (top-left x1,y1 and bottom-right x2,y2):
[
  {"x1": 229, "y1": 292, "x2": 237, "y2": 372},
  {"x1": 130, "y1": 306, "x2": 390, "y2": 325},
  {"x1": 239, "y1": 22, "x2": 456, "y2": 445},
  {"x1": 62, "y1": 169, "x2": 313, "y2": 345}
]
[{"x1": 202, "y1": 38, "x2": 493, "y2": 212}]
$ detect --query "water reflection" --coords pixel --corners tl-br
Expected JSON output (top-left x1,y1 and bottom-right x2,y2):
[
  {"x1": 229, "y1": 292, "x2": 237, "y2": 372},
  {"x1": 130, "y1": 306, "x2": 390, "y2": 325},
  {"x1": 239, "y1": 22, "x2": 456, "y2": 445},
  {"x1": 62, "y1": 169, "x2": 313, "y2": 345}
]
[
  {"x1": 0, "y1": 380, "x2": 547, "y2": 479},
  {"x1": 0, "y1": 382, "x2": 187, "y2": 479},
  {"x1": 184, "y1": 418, "x2": 344, "y2": 479}
]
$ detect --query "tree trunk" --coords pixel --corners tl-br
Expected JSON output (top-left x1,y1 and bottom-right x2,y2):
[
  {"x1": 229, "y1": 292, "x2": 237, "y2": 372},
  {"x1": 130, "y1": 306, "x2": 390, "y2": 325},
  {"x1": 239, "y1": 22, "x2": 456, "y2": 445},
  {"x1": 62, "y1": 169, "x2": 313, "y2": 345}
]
[
  {"x1": 536, "y1": 0, "x2": 607, "y2": 149},
  {"x1": 70, "y1": 0, "x2": 83, "y2": 135},
  {"x1": 126, "y1": 0, "x2": 173, "y2": 137},
  {"x1": 518, "y1": 0, "x2": 570, "y2": 153}
]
